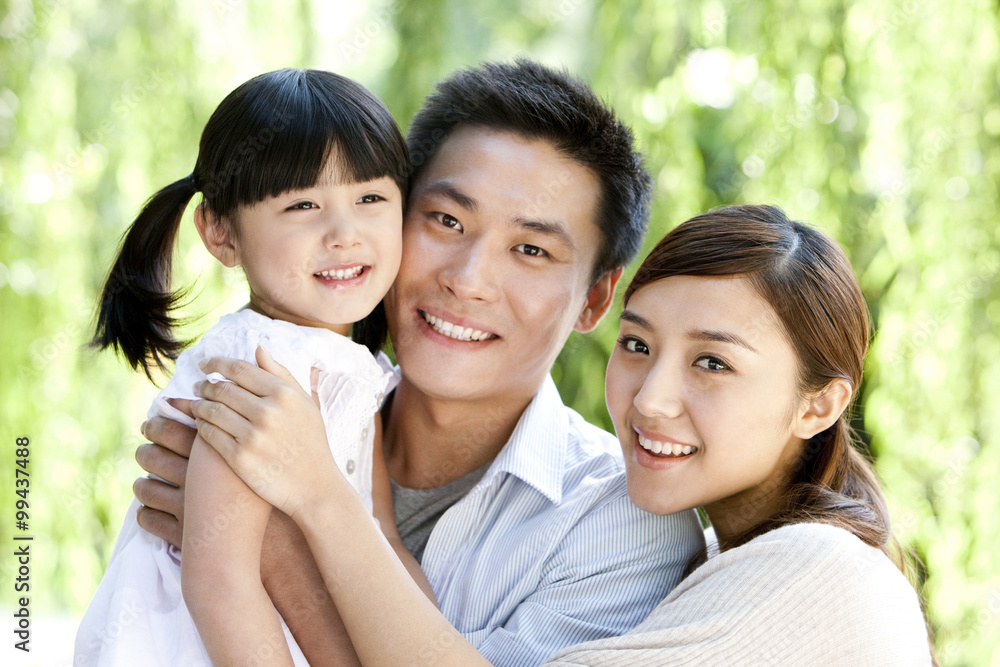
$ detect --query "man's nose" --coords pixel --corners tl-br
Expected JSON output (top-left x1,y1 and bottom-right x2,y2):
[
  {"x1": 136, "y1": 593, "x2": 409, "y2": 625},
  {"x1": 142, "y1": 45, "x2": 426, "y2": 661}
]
[{"x1": 439, "y1": 238, "x2": 501, "y2": 302}]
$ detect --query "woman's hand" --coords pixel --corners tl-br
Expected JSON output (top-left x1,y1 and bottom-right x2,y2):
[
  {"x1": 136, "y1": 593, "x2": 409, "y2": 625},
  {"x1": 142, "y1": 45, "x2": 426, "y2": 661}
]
[{"x1": 191, "y1": 345, "x2": 342, "y2": 520}]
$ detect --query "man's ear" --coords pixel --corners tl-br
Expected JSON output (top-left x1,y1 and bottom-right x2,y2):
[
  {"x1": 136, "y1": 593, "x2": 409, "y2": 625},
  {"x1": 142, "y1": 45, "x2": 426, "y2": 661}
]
[
  {"x1": 792, "y1": 378, "x2": 853, "y2": 440},
  {"x1": 574, "y1": 267, "x2": 624, "y2": 333},
  {"x1": 194, "y1": 204, "x2": 239, "y2": 268}
]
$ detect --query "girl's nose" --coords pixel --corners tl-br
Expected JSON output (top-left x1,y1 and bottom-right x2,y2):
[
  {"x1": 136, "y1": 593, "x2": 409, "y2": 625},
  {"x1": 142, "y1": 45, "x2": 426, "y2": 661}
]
[{"x1": 323, "y1": 213, "x2": 361, "y2": 248}]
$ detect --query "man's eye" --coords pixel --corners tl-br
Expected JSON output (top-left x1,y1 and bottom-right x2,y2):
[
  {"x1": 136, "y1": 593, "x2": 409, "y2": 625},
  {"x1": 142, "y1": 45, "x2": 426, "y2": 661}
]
[
  {"x1": 695, "y1": 356, "x2": 730, "y2": 372},
  {"x1": 618, "y1": 336, "x2": 649, "y2": 354},
  {"x1": 514, "y1": 244, "x2": 548, "y2": 257},
  {"x1": 358, "y1": 194, "x2": 385, "y2": 204},
  {"x1": 436, "y1": 213, "x2": 463, "y2": 231}
]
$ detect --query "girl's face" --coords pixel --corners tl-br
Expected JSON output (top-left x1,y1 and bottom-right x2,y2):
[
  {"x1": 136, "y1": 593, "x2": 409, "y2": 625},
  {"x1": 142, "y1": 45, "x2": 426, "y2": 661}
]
[
  {"x1": 208, "y1": 164, "x2": 403, "y2": 335},
  {"x1": 605, "y1": 275, "x2": 812, "y2": 537}
]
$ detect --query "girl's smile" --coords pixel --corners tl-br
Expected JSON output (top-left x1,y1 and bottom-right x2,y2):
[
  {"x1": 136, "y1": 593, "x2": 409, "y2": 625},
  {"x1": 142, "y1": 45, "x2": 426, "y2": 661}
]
[{"x1": 198, "y1": 167, "x2": 403, "y2": 337}]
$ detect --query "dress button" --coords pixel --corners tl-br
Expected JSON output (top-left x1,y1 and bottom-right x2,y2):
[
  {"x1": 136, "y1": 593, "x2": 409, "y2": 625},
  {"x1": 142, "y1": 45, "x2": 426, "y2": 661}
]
[
  {"x1": 346, "y1": 459, "x2": 356, "y2": 475},
  {"x1": 362, "y1": 427, "x2": 369, "y2": 440}
]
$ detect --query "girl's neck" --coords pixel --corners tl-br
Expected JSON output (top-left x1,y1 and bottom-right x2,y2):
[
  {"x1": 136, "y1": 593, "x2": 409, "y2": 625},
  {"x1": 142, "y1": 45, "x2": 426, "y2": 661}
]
[{"x1": 244, "y1": 300, "x2": 352, "y2": 337}]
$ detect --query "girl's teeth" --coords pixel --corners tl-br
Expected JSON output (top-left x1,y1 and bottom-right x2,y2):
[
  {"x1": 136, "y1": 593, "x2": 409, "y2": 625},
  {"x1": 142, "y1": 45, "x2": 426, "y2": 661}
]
[{"x1": 316, "y1": 266, "x2": 364, "y2": 280}]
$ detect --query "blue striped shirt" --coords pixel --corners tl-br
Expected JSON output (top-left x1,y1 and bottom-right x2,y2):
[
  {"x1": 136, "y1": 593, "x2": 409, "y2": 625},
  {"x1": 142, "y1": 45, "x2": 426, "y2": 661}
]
[{"x1": 418, "y1": 376, "x2": 706, "y2": 667}]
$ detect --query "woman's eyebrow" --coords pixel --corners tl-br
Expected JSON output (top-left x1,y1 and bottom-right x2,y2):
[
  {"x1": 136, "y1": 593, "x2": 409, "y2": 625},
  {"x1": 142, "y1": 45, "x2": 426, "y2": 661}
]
[
  {"x1": 620, "y1": 310, "x2": 653, "y2": 329},
  {"x1": 686, "y1": 329, "x2": 759, "y2": 354}
]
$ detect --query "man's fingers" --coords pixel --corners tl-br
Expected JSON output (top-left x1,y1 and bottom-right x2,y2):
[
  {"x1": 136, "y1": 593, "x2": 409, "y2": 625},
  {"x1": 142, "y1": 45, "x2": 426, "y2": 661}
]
[
  {"x1": 135, "y1": 443, "x2": 189, "y2": 486},
  {"x1": 142, "y1": 416, "x2": 196, "y2": 459},
  {"x1": 133, "y1": 476, "x2": 185, "y2": 519},
  {"x1": 135, "y1": 505, "x2": 182, "y2": 550}
]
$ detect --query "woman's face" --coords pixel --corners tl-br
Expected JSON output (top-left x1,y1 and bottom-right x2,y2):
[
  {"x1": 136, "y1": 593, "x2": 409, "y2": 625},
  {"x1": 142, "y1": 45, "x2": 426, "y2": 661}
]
[{"x1": 605, "y1": 275, "x2": 810, "y2": 534}]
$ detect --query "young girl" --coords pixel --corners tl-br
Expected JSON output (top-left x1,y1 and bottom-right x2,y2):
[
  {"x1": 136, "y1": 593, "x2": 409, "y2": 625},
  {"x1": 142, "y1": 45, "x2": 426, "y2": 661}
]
[
  {"x1": 75, "y1": 68, "x2": 410, "y2": 666},
  {"x1": 187, "y1": 204, "x2": 932, "y2": 664}
]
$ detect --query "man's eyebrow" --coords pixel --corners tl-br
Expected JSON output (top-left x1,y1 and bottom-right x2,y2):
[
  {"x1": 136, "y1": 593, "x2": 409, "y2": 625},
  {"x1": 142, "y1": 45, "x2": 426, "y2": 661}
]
[
  {"x1": 512, "y1": 216, "x2": 575, "y2": 250},
  {"x1": 687, "y1": 329, "x2": 759, "y2": 354},
  {"x1": 620, "y1": 310, "x2": 653, "y2": 329},
  {"x1": 419, "y1": 181, "x2": 479, "y2": 212}
]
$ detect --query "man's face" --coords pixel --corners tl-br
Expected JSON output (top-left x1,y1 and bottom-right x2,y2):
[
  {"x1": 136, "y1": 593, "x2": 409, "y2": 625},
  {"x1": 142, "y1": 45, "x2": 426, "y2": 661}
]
[{"x1": 385, "y1": 126, "x2": 608, "y2": 405}]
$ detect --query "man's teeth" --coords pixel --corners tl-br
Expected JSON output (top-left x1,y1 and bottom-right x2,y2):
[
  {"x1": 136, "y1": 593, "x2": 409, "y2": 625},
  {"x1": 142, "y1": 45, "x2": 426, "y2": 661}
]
[
  {"x1": 422, "y1": 312, "x2": 493, "y2": 342},
  {"x1": 316, "y1": 266, "x2": 364, "y2": 280},
  {"x1": 637, "y1": 435, "x2": 695, "y2": 457}
]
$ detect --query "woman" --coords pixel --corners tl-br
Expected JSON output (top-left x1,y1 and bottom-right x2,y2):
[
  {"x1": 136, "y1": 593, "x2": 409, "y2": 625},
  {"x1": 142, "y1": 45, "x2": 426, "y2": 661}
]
[{"x1": 191, "y1": 204, "x2": 932, "y2": 664}]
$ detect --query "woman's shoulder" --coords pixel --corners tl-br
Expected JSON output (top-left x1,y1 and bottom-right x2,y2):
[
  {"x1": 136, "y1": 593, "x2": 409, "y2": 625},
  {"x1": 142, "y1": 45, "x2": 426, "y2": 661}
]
[
  {"x1": 696, "y1": 522, "x2": 920, "y2": 610},
  {"x1": 545, "y1": 522, "x2": 931, "y2": 666}
]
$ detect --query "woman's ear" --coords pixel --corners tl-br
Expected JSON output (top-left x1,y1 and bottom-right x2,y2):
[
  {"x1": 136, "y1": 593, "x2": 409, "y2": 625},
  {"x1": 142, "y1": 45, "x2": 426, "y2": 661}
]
[
  {"x1": 194, "y1": 204, "x2": 239, "y2": 267},
  {"x1": 793, "y1": 378, "x2": 852, "y2": 440}
]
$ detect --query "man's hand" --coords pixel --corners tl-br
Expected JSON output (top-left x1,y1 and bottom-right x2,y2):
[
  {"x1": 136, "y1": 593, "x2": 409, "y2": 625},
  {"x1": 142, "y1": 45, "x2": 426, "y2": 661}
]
[{"x1": 133, "y1": 414, "x2": 195, "y2": 548}]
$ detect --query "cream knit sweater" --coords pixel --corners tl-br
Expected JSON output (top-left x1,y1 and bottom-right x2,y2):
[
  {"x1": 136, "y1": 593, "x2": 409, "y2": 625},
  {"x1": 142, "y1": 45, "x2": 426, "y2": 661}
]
[{"x1": 545, "y1": 522, "x2": 931, "y2": 666}]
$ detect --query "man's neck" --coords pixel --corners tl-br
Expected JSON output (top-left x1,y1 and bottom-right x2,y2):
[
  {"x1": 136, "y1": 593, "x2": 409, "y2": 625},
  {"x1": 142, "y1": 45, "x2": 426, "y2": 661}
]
[{"x1": 381, "y1": 376, "x2": 537, "y2": 489}]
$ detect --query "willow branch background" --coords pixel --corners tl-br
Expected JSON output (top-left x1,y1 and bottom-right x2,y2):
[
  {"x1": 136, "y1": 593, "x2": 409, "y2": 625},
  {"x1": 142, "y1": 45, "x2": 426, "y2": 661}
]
[{"x1": 1, "y1": 0, "x2": 998, "y2": 664}]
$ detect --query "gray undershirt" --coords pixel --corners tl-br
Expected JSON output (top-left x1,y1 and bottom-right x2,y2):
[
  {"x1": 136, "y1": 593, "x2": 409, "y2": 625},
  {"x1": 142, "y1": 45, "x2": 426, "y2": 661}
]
[{"x1": 392, "y1": 461, "x2": 491, "y2": 564}]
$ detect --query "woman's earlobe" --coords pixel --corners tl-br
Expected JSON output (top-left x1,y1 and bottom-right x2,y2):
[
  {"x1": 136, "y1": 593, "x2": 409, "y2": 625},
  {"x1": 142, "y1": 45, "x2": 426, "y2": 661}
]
[
  {"x1": 793, "y1": 378, "x2": 853, "y2": 440},
  {"x1": 194, "y1": 205, "x2": 240, "y2": 267}
]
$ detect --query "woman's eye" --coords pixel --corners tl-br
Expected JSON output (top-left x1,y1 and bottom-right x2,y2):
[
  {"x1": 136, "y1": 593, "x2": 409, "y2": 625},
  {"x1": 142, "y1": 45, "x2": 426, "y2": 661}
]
[
  {"x1": 514, "y1": 244, "x2": 548, "y2": 258},
  {"x1": 436, "y1": 213, "x2": 463, "y2": 231},
  {"x1": 695, "y1": 356, "x2": 730, "y2": 372},
  {"x1": 358, "y1": 194, "x2": 385, "y2": 204},
  {"x1": 287, "y1": 201, "x2": 318, "y2": 211},
  {"x1": 618, "y1": 336, "x2": 649, "y2": 354}
]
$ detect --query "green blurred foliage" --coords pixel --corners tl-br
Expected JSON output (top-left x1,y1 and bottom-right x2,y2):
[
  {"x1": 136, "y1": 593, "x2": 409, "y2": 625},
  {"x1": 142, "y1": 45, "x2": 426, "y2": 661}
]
[{"x1": 1, "y1": 0, "x2": 998, "y2": 663}]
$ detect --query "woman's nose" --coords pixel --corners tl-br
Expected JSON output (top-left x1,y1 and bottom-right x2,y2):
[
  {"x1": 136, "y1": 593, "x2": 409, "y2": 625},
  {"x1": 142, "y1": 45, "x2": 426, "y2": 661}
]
[{"x1": 633, "y1": 362, "x2": 684, "y2": 419}]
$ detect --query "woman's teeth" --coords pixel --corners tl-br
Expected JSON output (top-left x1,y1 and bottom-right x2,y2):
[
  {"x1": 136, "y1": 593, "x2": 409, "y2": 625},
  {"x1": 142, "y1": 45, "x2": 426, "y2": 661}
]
[
  {"x1": 638, "y1": 434, "x2": 696, "y2": 457},
  {"x1": 316, "y1": 266, "x2": 364, "y2": 280},
  {"x1": 422, "y1": 312, "x2": 494, "y2": 342}
]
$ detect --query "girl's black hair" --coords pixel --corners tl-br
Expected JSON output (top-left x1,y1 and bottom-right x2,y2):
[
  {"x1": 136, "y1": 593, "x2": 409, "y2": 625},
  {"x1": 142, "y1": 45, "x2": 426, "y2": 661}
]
[{"x1": 92, "y1": 69, "x2": 408, "y2": 378}]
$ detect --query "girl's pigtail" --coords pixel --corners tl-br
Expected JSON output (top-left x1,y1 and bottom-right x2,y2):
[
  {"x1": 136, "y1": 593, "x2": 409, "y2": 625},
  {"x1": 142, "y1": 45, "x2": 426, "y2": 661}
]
[
  {"x1": 352, "y1": 300, "x2": 388, "y2": 355},
  {"x1": 92, "y1": 174, "x2": 199, "y2": 380}
]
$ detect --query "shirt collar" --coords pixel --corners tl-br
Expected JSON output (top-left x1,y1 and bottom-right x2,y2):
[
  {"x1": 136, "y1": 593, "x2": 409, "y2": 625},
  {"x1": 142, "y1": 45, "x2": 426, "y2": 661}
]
[{"x1": 484, "y1": 375, "x2": 568, "y2": 505}]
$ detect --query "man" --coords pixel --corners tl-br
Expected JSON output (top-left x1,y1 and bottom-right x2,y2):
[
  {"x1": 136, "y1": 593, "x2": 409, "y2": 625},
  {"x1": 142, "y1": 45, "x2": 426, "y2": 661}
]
[{"x1": 135, "y1": 60, "x2": 704, "y2": 666}]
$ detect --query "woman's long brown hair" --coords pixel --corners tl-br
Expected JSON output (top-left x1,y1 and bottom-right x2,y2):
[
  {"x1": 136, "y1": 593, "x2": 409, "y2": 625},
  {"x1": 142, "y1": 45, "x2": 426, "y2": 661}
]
[{"x1": 627, "y1": 204, "x2": 901, "y2": 560}]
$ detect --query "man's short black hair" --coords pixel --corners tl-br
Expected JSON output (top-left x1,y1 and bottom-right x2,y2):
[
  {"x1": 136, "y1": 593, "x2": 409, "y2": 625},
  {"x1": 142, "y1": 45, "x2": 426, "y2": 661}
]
[{"x1": 407, "y1": 59, "x2": 651, "y2": 283}]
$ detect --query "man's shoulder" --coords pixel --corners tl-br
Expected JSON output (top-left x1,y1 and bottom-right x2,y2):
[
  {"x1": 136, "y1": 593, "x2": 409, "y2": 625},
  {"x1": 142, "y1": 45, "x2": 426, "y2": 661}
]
[{"x1": 560, "y1": 403, "x2": 623, "y2": 471}]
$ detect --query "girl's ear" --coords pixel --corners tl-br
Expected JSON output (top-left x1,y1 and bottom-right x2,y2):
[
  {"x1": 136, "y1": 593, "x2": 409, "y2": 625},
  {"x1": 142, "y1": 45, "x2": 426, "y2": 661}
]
[
  {"x1": 194, "y1": 204, "x2": 239, "y2": 267},
  {"x1": 792, "y1": 378, "x2": 852, "y2": 440}
]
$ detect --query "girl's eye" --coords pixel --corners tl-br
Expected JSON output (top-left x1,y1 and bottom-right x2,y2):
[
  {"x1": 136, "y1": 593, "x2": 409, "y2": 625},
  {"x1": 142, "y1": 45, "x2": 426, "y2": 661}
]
[
  {"x1": 618, "y1": 336, "x2": 649, "y2": 355},
  {"x1": 436, "y1": 213, "x2": 463, "y2": 232},
  {"x1": 287, "y1": 201, "x2": 318, "y2": 211},
  {"x1": 514, "y1": 244, "x2": 548, "y2": 258},
  {"x1": 358, "y1": 194, "x2": 385, "y2": 204},
  {"x1": 695, "y1": 356, "x2": 731, "y2": 372}
]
